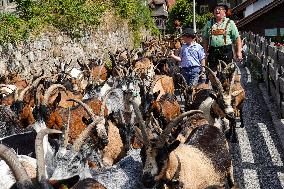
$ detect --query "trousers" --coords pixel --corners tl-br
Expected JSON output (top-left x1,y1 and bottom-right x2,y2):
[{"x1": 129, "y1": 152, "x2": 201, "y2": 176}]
[
  {"x1": 207, "y1": 45, "x2": 233, "y2": 72},
  {"x1": 180, "y1": 66, "x2": 201, "y2": 86}
]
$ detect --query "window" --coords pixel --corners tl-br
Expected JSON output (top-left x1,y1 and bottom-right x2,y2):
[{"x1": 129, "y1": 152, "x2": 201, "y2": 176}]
[
  {"x1": 155, "y1": 18, "x2": 165, "y2": 29},
  {"x1": 200, "y1": 5, "x2": 209, "y2": 14},
  {"x1": 265, "y1": 28, "x2": 277, "y2": 36},
  {"x1": 280, "y1": 28, "x2": 284, "y2": 36}
]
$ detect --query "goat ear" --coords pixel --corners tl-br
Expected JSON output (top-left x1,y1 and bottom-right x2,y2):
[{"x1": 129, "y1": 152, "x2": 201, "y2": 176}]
[
  {"x1": 209, "y1": 92, "x2": 218, "y2": 100},
  {"x1": 77, "y1": 59, "x2": 85, "y2": 70},
  {"x1": 167, "y1": 140, "x2": 180, "y2": 154}
]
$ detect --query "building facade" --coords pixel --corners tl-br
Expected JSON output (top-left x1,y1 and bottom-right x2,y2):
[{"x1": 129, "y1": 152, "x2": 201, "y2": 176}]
[{"x1": 236, "y1": 0, "x2": 284, "y2": 43}]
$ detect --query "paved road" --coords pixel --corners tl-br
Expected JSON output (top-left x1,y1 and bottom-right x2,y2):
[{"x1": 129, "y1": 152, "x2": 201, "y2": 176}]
[
  {"x1": 175, "y1": 64, "x2": 284, "y2": 189},
  {"x1": 230, "y1": 65, "x2": 284, "y2": 189}
]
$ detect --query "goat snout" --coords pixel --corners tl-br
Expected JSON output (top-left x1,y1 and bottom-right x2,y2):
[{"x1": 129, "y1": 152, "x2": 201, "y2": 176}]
[
  {"x1": 142, "y1": 172, "x2": 156, "y2": 188},
  {"x1": 101, "y1": 136, "x2": 109, "y2": 147}
]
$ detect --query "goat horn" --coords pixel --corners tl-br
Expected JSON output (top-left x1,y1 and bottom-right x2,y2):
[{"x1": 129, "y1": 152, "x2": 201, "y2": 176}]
[
  {"x1": 0, "y1": 84, "x2": 12, "y2": 88},
  {"x1": 35, "y1": 128, "x2": 62, "y2": 183},
  {"x1": 43, "y1": 84, "x2": 66, "y2": 106},
  {"x1": 100, "y1": 87, "x2": 120, "y2": 116},
  {"x1": 72, "y1": 117, "x2": 104, "y2": 152},
  {"x1": 35, "y1": 84, "x2": 44, "y2": 105},
  {"x1": 203, "y1": 66, "x2": 223, "y2": 93},
  {"x1": 63, "y1": 107, "x2": 71, "y2": 149},
  {"x1": 14, "y1": 88, "x2": 19, "y2": 101},
  {"x1": 131, "y1": 100, "x2": 150, "y2": 146},
  {"x1": 218, "y1": 59, "x2": 227, "y2": 68},
  {"x1": 156, "y1": 110, "x2": 204, "y2": 148},
  {"x1": 66, "y1": 98, "x2": 95, "y2": 121},
  {"x1": 17, "y1": 86, "x2": 33, "y2": 101},
  {"x1": 18, "y1": 75, "x2": 48, "y2": 101},
  {"x1": 113, "y1": 67, "x2": 123, "y2": 78},
  {"x1": 84, "y1": 60, "x2": 93, "y2": 84},
  {"x1": 229, "y1": 70, "x2": 237, "y2": 95},
  {"x1": 0, "y1": 144, "x2": 33, "y2": 188},
  {"x1": 134, "y1": 126, "x2": 144, "y2": 144}
]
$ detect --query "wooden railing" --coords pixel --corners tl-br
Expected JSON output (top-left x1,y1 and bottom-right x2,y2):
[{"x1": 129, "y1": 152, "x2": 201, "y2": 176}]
[{"x1": 242, "y1": 31, "x2": 284, "y2": 118}]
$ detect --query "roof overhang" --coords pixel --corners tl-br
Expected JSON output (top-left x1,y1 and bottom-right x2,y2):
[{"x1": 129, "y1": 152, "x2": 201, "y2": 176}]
[
  {"x1": 232, "y1": 0, "x2": 257, "y2": 14},
  {"x1": 236, "y1": 0, "x2": 284, "y2": 28}
]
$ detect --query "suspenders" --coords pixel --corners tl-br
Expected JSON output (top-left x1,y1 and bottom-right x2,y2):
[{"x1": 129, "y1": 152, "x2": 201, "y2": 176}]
[
  {"x1": 209, "y1": 19, "x2": 231, "y2": 45},
  {"x1": 223, "y1": 19, "x2": 231, "y2": 45}
]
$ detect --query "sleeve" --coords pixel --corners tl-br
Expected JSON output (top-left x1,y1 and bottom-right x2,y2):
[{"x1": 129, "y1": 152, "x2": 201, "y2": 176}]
[
  {"x1": 202, "y1": 21, "x2": 211, "y2": 40},
  {"x1": 229, "y1": 20, "x2": 240, "y2": 41},
  {"x1": 179, "y1": 45, "x2": 183, "y2": 57},
  {"x1": 198, "y1": 45, "x2": 206, "y2": 61}
]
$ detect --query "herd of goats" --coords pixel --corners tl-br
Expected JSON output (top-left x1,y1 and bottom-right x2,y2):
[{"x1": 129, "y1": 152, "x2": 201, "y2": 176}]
[{"x1": 0, "y1": 37, "x2": 245, "y2": 189}]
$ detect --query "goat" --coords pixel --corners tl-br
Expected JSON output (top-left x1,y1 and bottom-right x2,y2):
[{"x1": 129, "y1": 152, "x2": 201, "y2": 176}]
[
  {"x1": 190, "y1": 66, "x2": 242, "y2": 142},
  {"x1": 143, "y1": 91, "x2": 181, "y2": 130},
  {"x1": 0, "y1": 105, "x2": 24, "y2": 138},
  {"x1": 9, "y1": 76, "x2": 48, "y2": 128},
  {"x1": 132, "y1": 101, "x2": 238, "y2": 189},
  {"x1": 132, "y1": 57, "x2": 155, "y2": 80},
  {"x1": 218, "y1": 60, "x2": 245, "y2": 120},
  {"x1": 1, "y1": 70, "x2": 29, "y2": 90},
  {"x1": 0, "y1": 128, "x2": 62, "y2": 189},
  {"x1": 50, "y1": 104, "x2": 108, "y2": 180},
  {"x1": 77, "y1": 58, "x2": 111, "y2": 82},
  {"x1": 33, "y1": 87, "x2": 108, "y2": 147},
  {"x1": 149, "y1": 75, "x2": 175, "y2": 101}
]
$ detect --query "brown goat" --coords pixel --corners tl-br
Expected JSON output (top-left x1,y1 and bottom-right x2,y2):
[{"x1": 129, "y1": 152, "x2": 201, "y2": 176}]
[
  {"x1": 218, "y1": 60, "x2": 245, "y2": 119},
  {"x1": 45, "y1": 97, "x2": 108, "y2": 144},
  {"x1": 9, "y1": 76, "x2": 48, "y2": 127},
  {"x1": 132, "y1": 57, "x2": 154, "y2": 79},
  {"x1": 101, "y1": 120, "x2": 125, "y2": 166},
  {"x1": 149, "y1": 93, "x2": 181, "y2": 130},
  {"x1": 132, "y1": 101, "x2": 238, "y2": 189},
  {"x1": 37, "y1": 85, "x2": 109, "y2": 148},
  {"x1": 151, "y1": 75, "x2": 175, "y2": 101}
]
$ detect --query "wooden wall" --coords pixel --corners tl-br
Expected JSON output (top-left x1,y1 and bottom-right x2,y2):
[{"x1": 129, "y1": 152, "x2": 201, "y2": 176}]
[{"x1": 242, "y1": 31, "x2": 284, "y2": 118}]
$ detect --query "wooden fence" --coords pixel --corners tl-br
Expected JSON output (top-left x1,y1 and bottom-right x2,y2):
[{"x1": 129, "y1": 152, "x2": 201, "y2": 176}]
[{"x1": 242, "y1": 31, "x2": 284, "y2": 118}]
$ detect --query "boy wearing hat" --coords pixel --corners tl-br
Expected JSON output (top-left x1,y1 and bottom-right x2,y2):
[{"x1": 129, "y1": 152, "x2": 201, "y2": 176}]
[
  {"x1": 170, "y1": 28, "x2": 206, "y2": 86},
  {"x1": 203, "y1": 3, "x2": 242, "y2": 72}
]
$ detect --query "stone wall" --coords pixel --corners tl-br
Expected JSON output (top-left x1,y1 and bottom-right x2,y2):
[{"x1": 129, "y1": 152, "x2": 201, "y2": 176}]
[{"x1": 0, "y1": 12, "x2": 152, "y2": 79}]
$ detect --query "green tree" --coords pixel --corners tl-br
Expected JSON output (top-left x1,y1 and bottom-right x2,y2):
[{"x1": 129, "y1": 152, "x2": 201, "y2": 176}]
[
  {"x1": 0, "y1": 0, "x2": 158, "y2": 45},
  {"x1": 167, "y1": 0, "x2": 213, "y2": 33}
]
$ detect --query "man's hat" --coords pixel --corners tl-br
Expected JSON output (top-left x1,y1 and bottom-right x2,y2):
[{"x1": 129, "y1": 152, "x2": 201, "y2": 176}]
[
  {"x1": 181, "y1": 28, "x2": 196, "y2": 38},
  {"x1": 214, "y1": 3, "x2": 228, "y2": 11}
]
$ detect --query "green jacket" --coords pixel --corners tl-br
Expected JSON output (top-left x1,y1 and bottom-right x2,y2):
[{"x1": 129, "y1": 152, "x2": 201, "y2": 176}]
[{"x1": 203, "y1": 17, "x2": 240, "y2": 47}]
